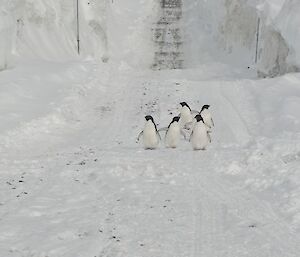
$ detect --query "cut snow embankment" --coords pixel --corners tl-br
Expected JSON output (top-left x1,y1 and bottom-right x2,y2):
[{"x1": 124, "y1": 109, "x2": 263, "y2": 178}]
[
  {"x1": 0, "y1": 0, "x2": 158, "y2": 71},
  {"x1": 275, "y1": 0, "x2": 300, "y2": 69},
  {"x1": 182, "y1": 0, "x2": 300, "y2": 77},
  {"x1": 0, "y1": 5, "x2": 14, "y2": 70},
  {"x1": 2, "y1": 0, "x2": 300, "y2": 77}
]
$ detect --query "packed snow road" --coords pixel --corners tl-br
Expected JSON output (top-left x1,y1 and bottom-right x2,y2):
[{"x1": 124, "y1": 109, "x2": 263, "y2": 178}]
[{"x1": 1, "y1": 61, "x2": 300, "y2": 257}]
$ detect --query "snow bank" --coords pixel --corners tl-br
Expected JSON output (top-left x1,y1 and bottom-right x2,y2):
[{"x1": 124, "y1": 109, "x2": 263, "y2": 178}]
[
  {"x1": 7, "y1": 0, "x2": 104, "y2": 61},
  {"x1": 2, "y1": 0, "x2": 300, "y2": 74},
  {"x1": 0, "y1": 60, "x2": 94, "y2": 135},
  {"x1": 254, "y1": 0, "x2": 300, "y2": 77},
  {"x1": 218, "y1": 72, "x2": 300, "y2": 230},
  {"x1": 106, "y1": 0, "x2": 158, "y2": 68},
  {"x1": 182, "y1": 0, "x2": 300, "y2": 76},
  {"x1": 0, "y1": 0, "x2": 157, "y2": 69},
  {"x1": 275, "y1": 0, "x2": 300, "y2": 71},
  {"x1": 0, "y1": 3, "x2": 14, "y2": 70},
  {"x1": 182, "y1": 0, "x2": 260, "y2": 68}
]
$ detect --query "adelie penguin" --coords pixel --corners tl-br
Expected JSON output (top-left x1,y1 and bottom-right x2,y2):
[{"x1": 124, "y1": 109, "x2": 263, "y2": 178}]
[
  {"x1": 160, "y1": 116, "x2": 186, "y2": 148},
  {"x1": 200, "y1": 104, "x2": 214, "y2": 131},
  {"x1": 190, "y1": 114, "x2": 211, "y2": 150},
  {"x1": 178, "y1": 102, "x2": 197, "y2": 128},
  {"x1": 137, "y1": 115, "x2": 161, "y2": 149}
]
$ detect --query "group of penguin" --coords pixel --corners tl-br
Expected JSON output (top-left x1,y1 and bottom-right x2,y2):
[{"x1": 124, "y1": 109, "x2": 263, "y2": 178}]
[{"x1": 136, "y1": 102, "x2": 214, "y2": 150}]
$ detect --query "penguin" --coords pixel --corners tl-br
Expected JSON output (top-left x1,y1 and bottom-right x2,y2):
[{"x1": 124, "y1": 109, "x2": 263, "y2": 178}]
[
  {"x1": 164, "y1": 116, "x2": 186, "y2": 148},
  {"x1": 190, "y1": 114, "x2": 211, "y2": 150},
  {"x1": 136, "y1": 115, "x2": 161, "y2": 149},
  {"x1": 185, "y1": 114, "x2": 198, "y2": 133},
  {"x1": 200, "y1": 104, "x2": 214, "y2": 131},
  {"x1": 178, "y1": 102, "x2": 194, "y2": 128}
]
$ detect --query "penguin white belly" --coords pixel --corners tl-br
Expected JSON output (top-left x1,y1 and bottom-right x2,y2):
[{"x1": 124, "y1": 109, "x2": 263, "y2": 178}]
[
  {"x1": 180, "y1": 107, "x2": 192, "y2": 128},
  {"x1": 201, "y1": 110, "x2": 213, "y2": 130},
  {"x1": 191, "y1": 124, "x2": 210, "y2": 150},
  {"x1": 143, "y1": 123, "x2": 159, "y2": 149},
  {"x1": 165, "y1": 124, "x2": 180, "y2": 148}
]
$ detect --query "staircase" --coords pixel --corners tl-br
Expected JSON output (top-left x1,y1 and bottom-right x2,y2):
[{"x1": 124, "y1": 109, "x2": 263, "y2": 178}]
[{"x1": 152, "y1": 0, "x2": 184, "y2": 70}]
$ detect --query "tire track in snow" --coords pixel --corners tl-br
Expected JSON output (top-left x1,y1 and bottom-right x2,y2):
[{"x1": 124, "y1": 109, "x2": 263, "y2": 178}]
[
  {"x1": 217, "y1": 83, "x2": 252, "y2": 146},
  {"x1": 192, "y1": 184, "x2": 227, "y2": 257}
]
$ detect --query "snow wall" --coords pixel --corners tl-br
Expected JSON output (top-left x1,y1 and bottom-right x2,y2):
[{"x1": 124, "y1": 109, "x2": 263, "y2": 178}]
[
  {"x1": 182, "y1": 0, "x2": 259, "y2": 68},
  {"x1": 1, "y1": 0, "x2": 300, "y2": 76},
  {"x1": 0, "y1": 0, "x2": 158, "y2": 69},
  {"x1": 0, "y1": 2, "x2": 14, "y2": 70},
  {"x1": 183, "y1": 0, "x2": 300, "y2": 76}
]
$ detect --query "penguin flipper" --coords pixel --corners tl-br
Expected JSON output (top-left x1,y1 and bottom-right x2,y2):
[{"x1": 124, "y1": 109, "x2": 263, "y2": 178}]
[
  {"x1": 136, "y1": 131, "x2": 143, "y2": 143},
  {"x1": 207, "y1": 132, "x2": 212, "y2": 143},
  {"x1": 189, "y1": 131, "x2": 193, "y2": 142},
  {"x1": 156, "y1": 131, "x2": 162, "y2": 141},
  {"x1": 157, "y1": 127, "x2": 167, "y2": 140},
  {"x1": 180, "y1": 129, "x2": 188, "y2": 140},
  {"x1": 211, "y1": 118, "x2": 215, "y2": 127}
]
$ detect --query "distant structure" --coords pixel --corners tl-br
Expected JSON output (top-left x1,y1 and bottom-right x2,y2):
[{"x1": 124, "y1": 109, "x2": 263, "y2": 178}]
[{"x1": 152, "y1": 0, "x2": 184, "y2": 70}]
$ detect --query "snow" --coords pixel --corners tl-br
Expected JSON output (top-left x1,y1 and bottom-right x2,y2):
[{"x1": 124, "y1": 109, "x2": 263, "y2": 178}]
[
  {"x1": 2, "y1": 0, "x2": 300, "y2": 74},
  {"x1": 0, "y1": 2, "x2": 14, "y2": 70},
  {"x1": 1, "y1": 0, "x2": 300, "y2": 256},
  {"x1": 1, "y1": 59, "x2": 300, "y2": 256},
  {"x1": 181, "y1": 0, "x2": 300, "y2": 75},
  {"x1": 0, "y1": 0, "x2": 157, "y2": 68},
  {"x1": 275, "y1": 0, "x2": 300, "y2": 68}
]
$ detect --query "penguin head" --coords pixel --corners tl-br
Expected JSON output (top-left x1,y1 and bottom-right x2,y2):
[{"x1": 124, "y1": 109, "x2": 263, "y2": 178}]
[
  {"x1": 195, "y1": 114, "x2": 204, "y2": 122},
  {"x1": 145, "y1": 115, "x2": 158, "y2": 131},
  {"x1": 172, "y1": 116, "x2": 180, "y2": 123},
  {"x1": 180, "y1": 102, "x2": 191, "y2": 111},
  {"x1": 168, "y1": 116, "x2": 180, "y2": 128},
  {"x1": 145, "y1": 115, "x2": 154, "y2": 123},
  {"x1": 201, "y1": 105, "x2": 210, "y2": 112}
]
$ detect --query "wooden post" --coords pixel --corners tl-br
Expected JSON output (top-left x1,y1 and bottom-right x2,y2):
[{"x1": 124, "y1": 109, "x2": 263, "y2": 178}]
[
  {"x1": 76, "y1": 0, "x2": 80, "y2": 55},
  {"x1": 255, "y1": 17, "x2": 260, "y2": 64}
]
